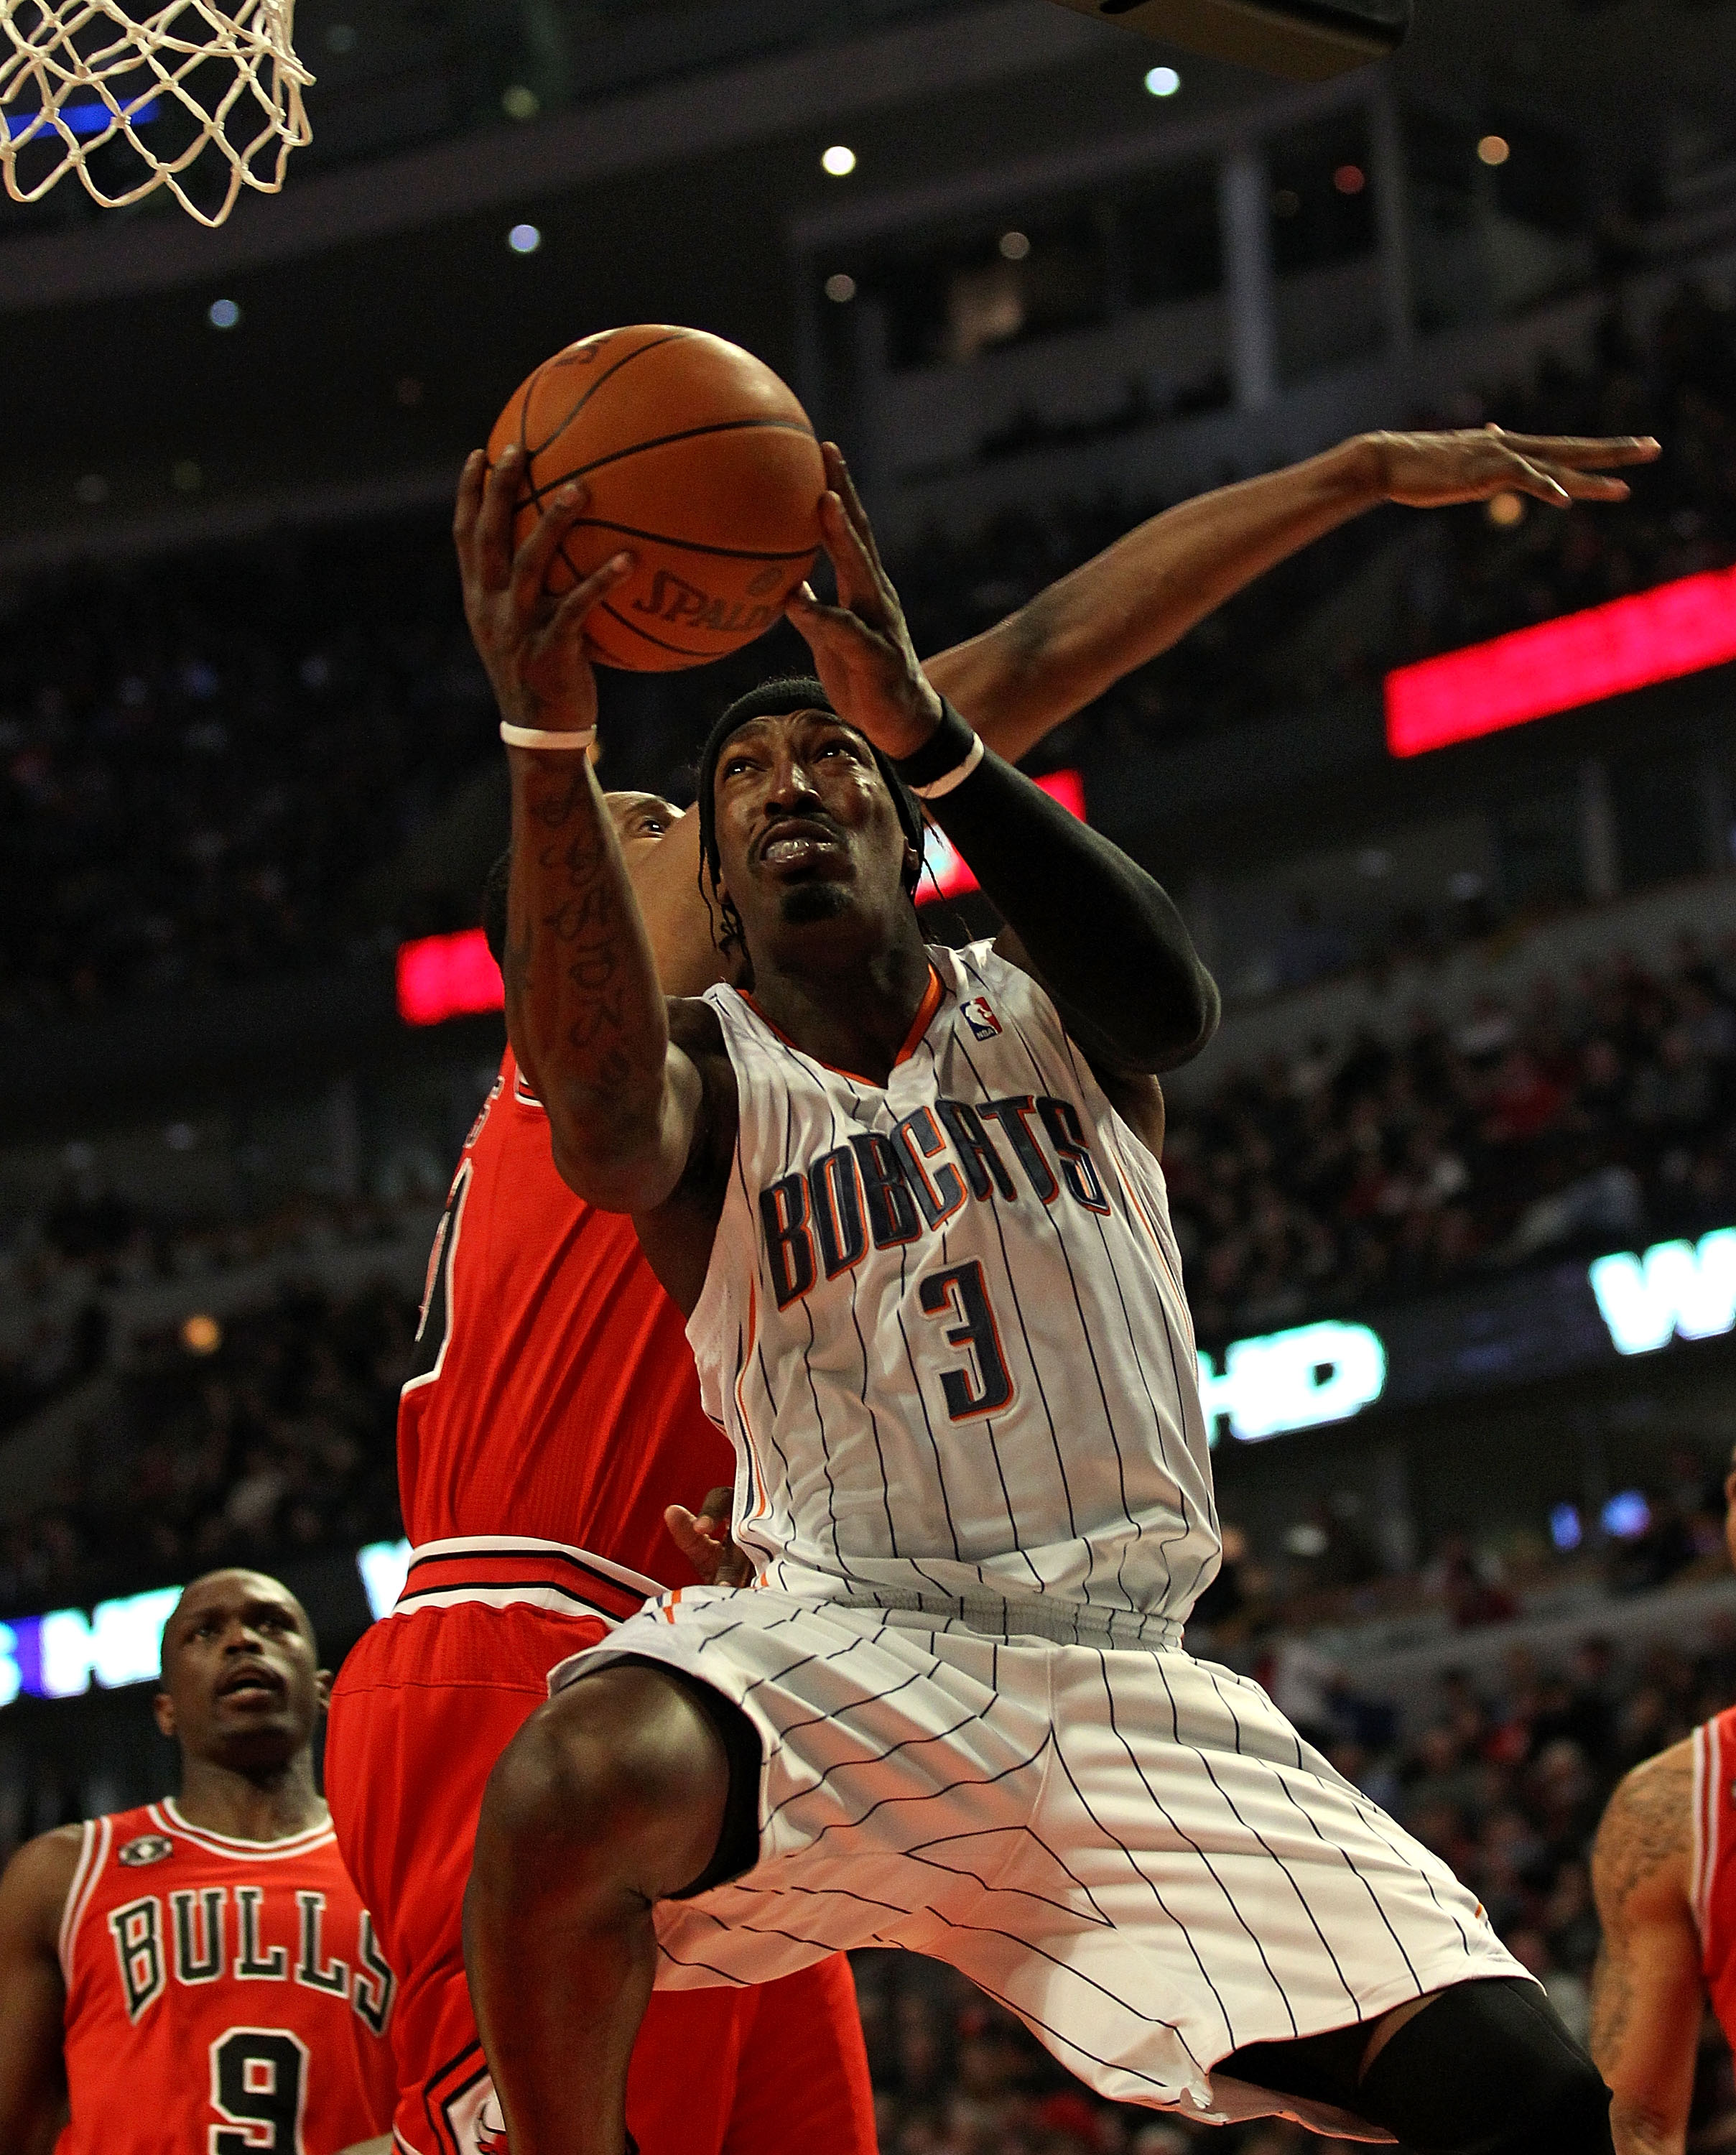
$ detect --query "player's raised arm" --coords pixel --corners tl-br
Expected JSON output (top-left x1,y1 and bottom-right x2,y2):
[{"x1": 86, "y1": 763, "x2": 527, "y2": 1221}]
[
  {"x1": 1589, "y1": 1741, "x2": 1702, "y2": 2155},
  {"x1": 628, "y1": 426, "x2": 1657, "y2": 995},
  {"x1": 921, "y1": 425, "x2": 1660, "y2": 766},
  {"x1": 455, "y1": 450, "x2": 712, "y2": 1215},
  {"x1": 0, "y1": 1826, "x2": 80, "y2": 2155},
  {"x1": 785, "y1": 481, "x2": 1217, "y2": 1077}
]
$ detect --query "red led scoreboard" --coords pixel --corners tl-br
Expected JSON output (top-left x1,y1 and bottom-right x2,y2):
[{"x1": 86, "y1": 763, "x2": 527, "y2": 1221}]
[
  {"x1": 1385, "y1": 564, "x2": 1736, "y2": 757},
  {"x1": 396, "y1": 767, "x2": 1091, "y2": 1026}
]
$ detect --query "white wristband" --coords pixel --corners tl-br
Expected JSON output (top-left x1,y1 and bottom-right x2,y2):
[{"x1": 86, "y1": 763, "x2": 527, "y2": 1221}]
[
  {"x1": 499, "y1": 720, "x2": 595, "y2": 751},
  {"x1": 908, "y1": 733, "x2": 983, "y2": 800}
]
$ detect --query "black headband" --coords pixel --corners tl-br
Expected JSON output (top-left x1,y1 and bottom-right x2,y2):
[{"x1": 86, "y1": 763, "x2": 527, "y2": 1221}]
[{"x1": 693, "y1": 677, "x2": 926, "y2": 940}]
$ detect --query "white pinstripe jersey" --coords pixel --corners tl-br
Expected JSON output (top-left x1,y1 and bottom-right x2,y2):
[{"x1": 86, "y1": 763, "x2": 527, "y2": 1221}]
[{"x1": 687, "y1": 939, "x2": 1221, "y2": 1631}]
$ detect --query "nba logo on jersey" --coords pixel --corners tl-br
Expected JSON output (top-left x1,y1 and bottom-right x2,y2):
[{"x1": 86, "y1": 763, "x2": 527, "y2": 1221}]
[{"x1": 963, "y1": 994, "x2": 1001, "y2": 1040}]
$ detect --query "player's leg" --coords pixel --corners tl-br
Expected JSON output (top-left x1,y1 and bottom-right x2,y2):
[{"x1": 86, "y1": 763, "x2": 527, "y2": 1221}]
[
  {"x1": 326, "y1": 1603, "x2": 610, "y2": 2155},
  {"x1": 1225, "y1": 1977, "x2": 1615, "y2": 2154},
  {"x1": 465, "y1": 1661, "x2": 746, "y2": 2155},
  {"x1": 718, "y1": 1957, "x2": 876, "y2": 2155}
]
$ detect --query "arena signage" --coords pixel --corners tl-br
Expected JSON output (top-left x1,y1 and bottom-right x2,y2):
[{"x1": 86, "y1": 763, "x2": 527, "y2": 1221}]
[
  {"x1": 1384, "y1": 565, "x2": 1736, "y2": 756},
  {"x1": 1588, "y1": 1228, "x2": 1736, "y2": 1355},
  {"x1": 396, "y1": 929, "x2": 503, "y2": 1026},
  {"x1": 0, "y1": 1542, "x2": 413, "y2": 1709},
  {"x1": 1197, "y1": 1320, "x2": 1388, "y2": 1445}
]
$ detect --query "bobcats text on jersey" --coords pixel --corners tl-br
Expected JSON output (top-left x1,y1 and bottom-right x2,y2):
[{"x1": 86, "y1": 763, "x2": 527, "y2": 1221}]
[{"x1": 757, "y1": 1091, "x2": 1110, "y2": 1310}]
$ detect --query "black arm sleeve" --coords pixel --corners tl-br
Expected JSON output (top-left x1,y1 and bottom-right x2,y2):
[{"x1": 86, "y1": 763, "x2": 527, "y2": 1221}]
[{"x1": 923, "y1": 738, "x2": 1220, "y2": 1073}]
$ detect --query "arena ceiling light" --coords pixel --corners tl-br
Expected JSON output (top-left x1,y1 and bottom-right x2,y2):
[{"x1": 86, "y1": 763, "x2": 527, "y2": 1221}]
[
  {"x1": 1042, "y1": 0, "x2": 1410, "y2": 80},
  {"x1": 1385, "y1": 564, "x2": 1736, "y2": 756}
]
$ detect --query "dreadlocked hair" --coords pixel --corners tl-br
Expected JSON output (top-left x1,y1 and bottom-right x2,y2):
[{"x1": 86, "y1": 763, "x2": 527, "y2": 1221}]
[{"x1": 693, "y1": 675, "x2": 926, "y2": 957}]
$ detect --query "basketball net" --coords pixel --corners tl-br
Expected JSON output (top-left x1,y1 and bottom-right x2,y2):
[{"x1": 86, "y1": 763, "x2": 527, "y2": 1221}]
[{"x1": 1, "y1": 0, "x2": 312, "y2": 226}]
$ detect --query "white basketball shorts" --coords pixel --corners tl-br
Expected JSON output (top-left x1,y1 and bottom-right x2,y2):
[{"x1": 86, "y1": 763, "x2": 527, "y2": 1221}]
[{"x1": 550, "y1": 1585, "x2": 1524, "y2": 2135}]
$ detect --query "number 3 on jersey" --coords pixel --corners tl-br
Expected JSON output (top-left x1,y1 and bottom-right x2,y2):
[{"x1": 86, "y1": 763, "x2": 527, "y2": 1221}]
[
  {"x1": 210, "y1": 2027, "x2": 308, "y2": 2154},
  {"x1": 919, "y1": 1260, "x2": 1013, "y2": 1420}
]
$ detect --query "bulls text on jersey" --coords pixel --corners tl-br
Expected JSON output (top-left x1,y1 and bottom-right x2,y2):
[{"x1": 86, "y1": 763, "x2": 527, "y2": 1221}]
[{"x1": 106, "y1": 1882, "x2": 395, "y2": 2030}]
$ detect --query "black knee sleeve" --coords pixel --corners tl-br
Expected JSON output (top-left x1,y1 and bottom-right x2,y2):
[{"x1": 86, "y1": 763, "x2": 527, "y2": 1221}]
[
  {"x1": 1357, "y1": 1978, "x2": 1614, "y2": 2155},
  {"x1": 612, "y1": 1655, "x2": 763, "y2": 1899}
]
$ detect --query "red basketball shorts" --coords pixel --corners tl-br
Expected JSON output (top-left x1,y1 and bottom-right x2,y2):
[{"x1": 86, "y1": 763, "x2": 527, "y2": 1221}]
[{"x1": 326, "y1": 1593, "x2": 874, "y2": 2155}]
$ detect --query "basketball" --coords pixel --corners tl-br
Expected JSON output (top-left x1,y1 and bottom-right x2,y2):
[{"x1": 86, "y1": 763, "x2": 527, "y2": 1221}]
[{"x1": 486, "y1": 325, "x2": 826, "y2": 672}]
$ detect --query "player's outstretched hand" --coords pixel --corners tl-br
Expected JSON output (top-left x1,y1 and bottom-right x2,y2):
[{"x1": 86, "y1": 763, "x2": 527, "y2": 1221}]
[
  {"x1": 664, "y1": 1488, "x2": 753, "y2": 1588},
  {"x1": 454, "y1": 446, "x2": 634, "y2": 738},
  {"x1": 784, "y1": 441, "x2": 944, "y2": 761},
  {"x1": 1360, "y1": 424, "x2": 1660, "y2": 509}
]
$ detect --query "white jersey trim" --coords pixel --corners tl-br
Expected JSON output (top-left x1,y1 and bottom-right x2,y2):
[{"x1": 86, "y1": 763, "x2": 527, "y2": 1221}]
[
  {"x1": 1694, "y1": 1719, "x2": 1719, "y2": 1943},
  {"x1": 153, "y1": 1799, "x2": 336, "y2": 1860},
  {"x1": 403, "y1": 1534, "x2": 662, "y2": 1595},
  {"x1": 394, "y1": 1582, "x2": 629, "y2": 1622},
  {"x1": 57, "y1": 1815, "x2": 108, "y2": 1985}
]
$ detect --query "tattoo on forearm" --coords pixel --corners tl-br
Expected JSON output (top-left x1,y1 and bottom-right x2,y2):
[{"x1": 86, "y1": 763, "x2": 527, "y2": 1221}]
[
  {"x1": 1589, "y1": 1747, "x2": 1694, "y2": 2071},
  {"x1": 518, "y1": 766, "x2": 633, "y2": 1070},
  {"x1": 1590, "y1": 1942, "x2": 1633, "y2": 2059}
]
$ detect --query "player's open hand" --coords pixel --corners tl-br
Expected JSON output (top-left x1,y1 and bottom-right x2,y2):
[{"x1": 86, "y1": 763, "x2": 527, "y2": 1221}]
[
  {"x1": 664, "y1": 1487, "x2": 753, "y2": 1588},
  {"x1": 784, "y1": 442, "x2": 944, "y2": 762},
  {"x1": 1359, "y1": 424, "x2": 1660, "y2": 509},
  {"x1": 454, "y1": 446, "x2": 633, "y2": 738}
]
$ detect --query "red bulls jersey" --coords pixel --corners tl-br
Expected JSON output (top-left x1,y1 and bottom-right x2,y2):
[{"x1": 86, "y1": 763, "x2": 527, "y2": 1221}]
[
  {"x1": 56, "y1": 1801, "x2": 396, "y2": 2155},
  {"x1": 1694, "y1": 1706, "x2": 1736, "y2": 2033},
  {"x1": 398, "y1": 1047, "x2": 729, "y2": 1585}
]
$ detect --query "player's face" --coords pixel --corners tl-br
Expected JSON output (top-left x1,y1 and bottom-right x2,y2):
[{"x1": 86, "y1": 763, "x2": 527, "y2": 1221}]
[
  {"x1": 712, "y1": 708, "x2": 911, "y2": 951},
  {"x1": 606, "y1": 790, "x2": 682, "y2": 866},
  {"x1": 154, "y1": 1571, "x2": 328, "y2": 1769}
]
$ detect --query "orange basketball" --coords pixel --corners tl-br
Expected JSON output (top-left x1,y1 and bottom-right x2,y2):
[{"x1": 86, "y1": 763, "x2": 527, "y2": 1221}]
[{"x1": 487, "y1": 325, "x2": 825, "y2": 672}]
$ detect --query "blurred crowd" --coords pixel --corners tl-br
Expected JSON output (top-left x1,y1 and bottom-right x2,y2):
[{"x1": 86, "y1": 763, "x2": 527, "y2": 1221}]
[
  {"x1": 0, "y1": 1278, "x2": 410, "y2": 1618},
  {"x1": 4, "y1": 281, "x2": 1735, "y2": 1031},
  {"x1": 1168, "y1": 931, "x2": 1736, "y2": 1345},
  {"x1": 0, "y1": 515, "x2": 494, "y2": 1033},
  {"x1": 0, "y1": 1173, "x2": 435, "y2": 1440},
  {"x1": 854, "y1": 1616, "x2": 1736, "y2": 2155}
]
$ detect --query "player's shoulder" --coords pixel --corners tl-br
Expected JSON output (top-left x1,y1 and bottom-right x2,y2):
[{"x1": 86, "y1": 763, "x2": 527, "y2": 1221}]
[
  {"x1": 0, "y1": 1821, "x2": 85, "y2": 1944},
  {"x1": 1593, "y1": 1736, "x2": 1694, "y2": 1911}
]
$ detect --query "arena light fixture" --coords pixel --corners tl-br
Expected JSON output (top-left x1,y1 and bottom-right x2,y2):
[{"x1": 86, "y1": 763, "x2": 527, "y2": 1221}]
[
  {"x1": 207, "y1": 297, "x2": 240, "y2": 328},
  {"x1": 1385, "y1": 564, "x2": 1736, "y2": 756},
  {"x1": 506, "y1": 221, "x2": 542, "y2": 254},
  {"x1": 821, "y1": 144, "x2": 857, "y2": 177},
  {"x1": 1042, "y1": 0, "x2": 1409, "y2": 80},
  {"x1": 1144, "y1": 63, "x2": 1182, "y2": 93}
]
